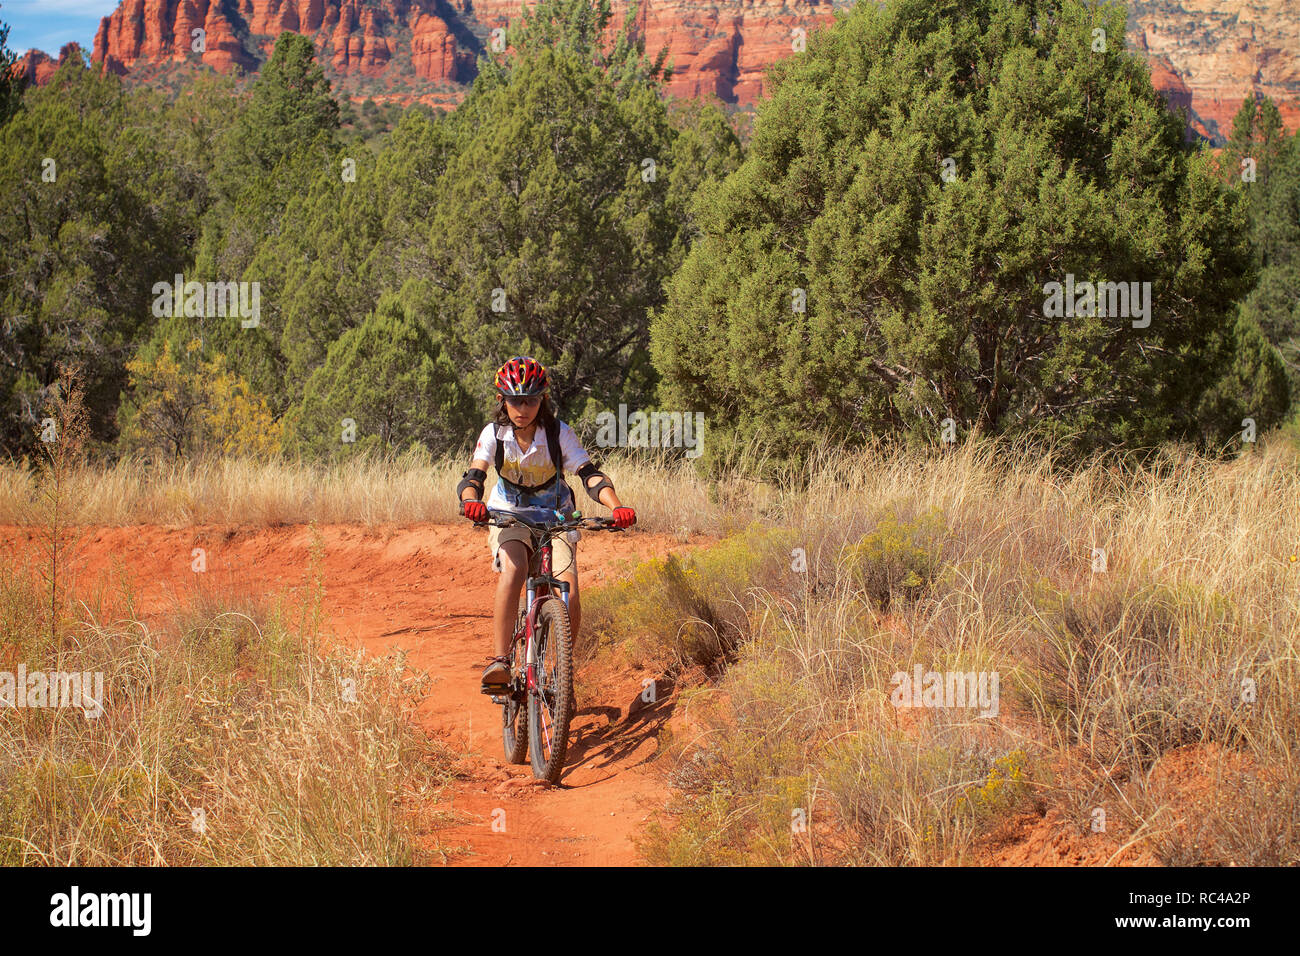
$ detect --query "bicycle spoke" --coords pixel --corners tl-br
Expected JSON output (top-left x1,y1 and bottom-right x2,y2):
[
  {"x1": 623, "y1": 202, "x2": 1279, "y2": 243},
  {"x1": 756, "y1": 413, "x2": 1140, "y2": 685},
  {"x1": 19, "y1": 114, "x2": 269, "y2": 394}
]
[{"x1": 539, "y1": 637, "x2": 554, "y2": 756}]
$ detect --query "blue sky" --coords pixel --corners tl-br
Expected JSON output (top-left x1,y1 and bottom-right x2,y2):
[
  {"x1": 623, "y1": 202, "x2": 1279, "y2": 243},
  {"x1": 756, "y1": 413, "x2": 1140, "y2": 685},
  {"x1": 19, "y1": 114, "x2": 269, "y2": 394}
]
[{"x1": 1, "y1": 1, "x2": 120, "y2": 57}]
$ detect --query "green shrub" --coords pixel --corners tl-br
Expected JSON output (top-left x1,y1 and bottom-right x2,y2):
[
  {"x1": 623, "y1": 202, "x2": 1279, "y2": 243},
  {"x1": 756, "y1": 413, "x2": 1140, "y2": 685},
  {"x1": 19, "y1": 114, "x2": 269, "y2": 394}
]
[
  {"x1": 583, "y1": 522, "x2": 799, "y2": 673},
  {"x1": 841, "y1": 506, "x2": 947, "y2": 608}
]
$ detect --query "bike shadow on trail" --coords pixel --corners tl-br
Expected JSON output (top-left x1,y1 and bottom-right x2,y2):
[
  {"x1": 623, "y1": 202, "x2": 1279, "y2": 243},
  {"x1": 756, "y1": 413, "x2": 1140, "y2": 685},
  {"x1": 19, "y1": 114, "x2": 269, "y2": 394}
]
[{"x1": 559, "y1": 674, "x2": 678, "y2": 786}]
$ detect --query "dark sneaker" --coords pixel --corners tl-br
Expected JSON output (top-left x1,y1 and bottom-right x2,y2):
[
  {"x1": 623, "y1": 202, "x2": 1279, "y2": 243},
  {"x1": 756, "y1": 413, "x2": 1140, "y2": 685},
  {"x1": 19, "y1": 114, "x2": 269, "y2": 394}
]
[{"x1": 481, "y1": 656, "x2": 511, "y2": 689}]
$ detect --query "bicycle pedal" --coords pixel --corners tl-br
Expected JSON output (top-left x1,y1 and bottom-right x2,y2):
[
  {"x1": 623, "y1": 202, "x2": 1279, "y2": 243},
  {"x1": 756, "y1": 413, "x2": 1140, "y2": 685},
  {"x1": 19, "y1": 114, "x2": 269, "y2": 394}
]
[{"x1": 481, "y1": 683, "x2": 509, "y2": 697}]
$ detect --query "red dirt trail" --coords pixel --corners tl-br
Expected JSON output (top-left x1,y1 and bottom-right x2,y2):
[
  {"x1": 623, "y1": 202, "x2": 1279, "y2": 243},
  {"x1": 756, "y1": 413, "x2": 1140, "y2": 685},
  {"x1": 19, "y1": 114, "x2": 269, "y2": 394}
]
[{"x1": 0, "y1": 522, "x2": 713, "y2": 866}]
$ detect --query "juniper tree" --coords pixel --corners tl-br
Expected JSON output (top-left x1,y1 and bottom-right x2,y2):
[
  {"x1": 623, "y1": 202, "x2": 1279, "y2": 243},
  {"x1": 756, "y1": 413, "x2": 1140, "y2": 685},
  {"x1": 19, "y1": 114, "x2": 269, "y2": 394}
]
[
  {"x1": 650, "y1": 0, "x2": 1282, "y2": 471},
  {"x1": 286, "y1": 294, "x2": 475, "y2": 459}
]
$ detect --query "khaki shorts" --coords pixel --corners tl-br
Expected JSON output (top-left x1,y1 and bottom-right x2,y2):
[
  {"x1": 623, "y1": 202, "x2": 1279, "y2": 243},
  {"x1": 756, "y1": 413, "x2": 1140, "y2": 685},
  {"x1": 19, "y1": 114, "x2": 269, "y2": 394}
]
[{"x1": 489, "y1": 524, "x2": 579, "y2": 576}]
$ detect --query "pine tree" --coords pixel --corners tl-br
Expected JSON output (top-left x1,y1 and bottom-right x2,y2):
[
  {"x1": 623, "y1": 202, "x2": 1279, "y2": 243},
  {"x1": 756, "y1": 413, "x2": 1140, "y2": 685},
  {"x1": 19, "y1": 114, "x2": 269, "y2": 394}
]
[
  {"x1": 425, "y1": 0, "x2": 685, "y2": 420},
  {"x1": 214, "y1": 32, "x2": 339, "y2": 204},
  {"x1": 0, "y1": 19, "x2": 25, "y2": 126},
  {"x1": 1222, "y1": 95, "x2": 1300, "y2": 416},
  {"x1": 0, "y1": 60, "x2": 195, "y2": 454}
]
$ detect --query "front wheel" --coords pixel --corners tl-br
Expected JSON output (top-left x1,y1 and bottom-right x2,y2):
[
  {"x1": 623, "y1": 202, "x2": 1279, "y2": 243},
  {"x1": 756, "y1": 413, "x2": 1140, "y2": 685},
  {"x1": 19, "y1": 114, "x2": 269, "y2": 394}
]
[
  {"x1": 502, "y1": 615, "x2": 529, "y2": 764},
  {"x1": 528, "y1": 597, "x2": 574, "y2": 783}
]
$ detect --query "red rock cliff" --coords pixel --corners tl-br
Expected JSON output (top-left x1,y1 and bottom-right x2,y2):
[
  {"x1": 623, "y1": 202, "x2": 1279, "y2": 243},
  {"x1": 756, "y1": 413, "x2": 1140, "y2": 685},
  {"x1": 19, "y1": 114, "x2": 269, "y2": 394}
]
[
  {"x1": 14, "y1": 43, "x2": 88, "y2": 85},
  {"x1": 11, "y1": 0, "x2": 1293, "y2": 137},
  {"x1": 1129, "y1": 0, "x2": 1300, "y2": 138}
]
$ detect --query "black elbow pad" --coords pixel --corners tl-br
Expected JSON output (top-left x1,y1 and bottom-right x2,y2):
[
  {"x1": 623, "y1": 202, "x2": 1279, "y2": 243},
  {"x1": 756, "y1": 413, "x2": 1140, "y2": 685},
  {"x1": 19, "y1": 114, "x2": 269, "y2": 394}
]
[
  {"x1": 457, "y1": 467, "x2": 487, "y2": 501},
  {"x1": 577, "y1": 462, "x2": 614, "y2": 503}
]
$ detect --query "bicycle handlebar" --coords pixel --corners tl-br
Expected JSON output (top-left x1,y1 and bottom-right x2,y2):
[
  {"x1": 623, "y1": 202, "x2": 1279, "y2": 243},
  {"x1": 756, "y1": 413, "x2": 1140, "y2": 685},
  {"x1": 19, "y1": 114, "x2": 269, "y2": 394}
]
[{"x1": 473, "y1": 508, "x2": 625, "y2": 534}]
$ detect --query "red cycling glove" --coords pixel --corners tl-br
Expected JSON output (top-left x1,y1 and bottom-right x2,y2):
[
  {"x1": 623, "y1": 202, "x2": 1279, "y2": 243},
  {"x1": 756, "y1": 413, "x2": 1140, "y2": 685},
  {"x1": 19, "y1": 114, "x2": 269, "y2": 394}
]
[
  {"x1": 462, "y1": 500, "x2": 488, "y2": 522},
  {"x1": 612, "y1": 507, "x2": 636, "y2": 529}
]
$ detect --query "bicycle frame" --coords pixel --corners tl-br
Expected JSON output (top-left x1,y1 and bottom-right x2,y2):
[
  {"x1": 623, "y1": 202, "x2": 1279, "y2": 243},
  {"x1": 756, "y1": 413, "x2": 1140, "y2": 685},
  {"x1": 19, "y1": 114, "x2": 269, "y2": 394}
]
[{"x1": 518, "y1": 531, "x2": 571, "y2": 695}]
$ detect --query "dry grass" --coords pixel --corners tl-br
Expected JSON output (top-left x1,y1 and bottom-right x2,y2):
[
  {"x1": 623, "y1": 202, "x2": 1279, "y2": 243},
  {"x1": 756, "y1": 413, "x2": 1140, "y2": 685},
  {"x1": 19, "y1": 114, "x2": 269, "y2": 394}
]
[
  {"x1": 591, "y1": 434, "x2": 1300, "y2": 865},
  {"x1": 0, "y1": 447, "x2": 766, "y2": 533},
  {"x1": 0, "y1": 374, "x2": 465, "y2": 867},
  {"x1": 0, "y1": 539, "x2": 455, "y2": 866},
  {"x1": 0, "y1": 450, "x2": 464, "y2": 527},
  {"x1": 2, "y1": 427, "x2": 1297, "y2": 865}
]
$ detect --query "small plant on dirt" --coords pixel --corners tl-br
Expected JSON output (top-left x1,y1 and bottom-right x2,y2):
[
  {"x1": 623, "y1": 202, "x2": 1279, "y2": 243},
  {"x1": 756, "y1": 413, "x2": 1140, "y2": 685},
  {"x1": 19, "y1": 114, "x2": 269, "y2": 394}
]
[{"x1": 34, "y1": 361, "x2": 90, "y2": 647}]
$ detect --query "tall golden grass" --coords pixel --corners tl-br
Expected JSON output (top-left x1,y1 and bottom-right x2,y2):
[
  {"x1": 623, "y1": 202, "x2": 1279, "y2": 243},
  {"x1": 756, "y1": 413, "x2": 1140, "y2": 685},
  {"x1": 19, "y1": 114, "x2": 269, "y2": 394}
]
[
  {"x1": 3, "y1": 429, "x2": 1297, "y2": 865},
  {"x1": 581, "y1": 435, "x2": 1300, "y2": 865},
  {"x1": 0, "y1": 533, "x2": 455, "y2": 865},
  {"x1": 0, "y1": 447, "x2": 768, "y2": 532}
]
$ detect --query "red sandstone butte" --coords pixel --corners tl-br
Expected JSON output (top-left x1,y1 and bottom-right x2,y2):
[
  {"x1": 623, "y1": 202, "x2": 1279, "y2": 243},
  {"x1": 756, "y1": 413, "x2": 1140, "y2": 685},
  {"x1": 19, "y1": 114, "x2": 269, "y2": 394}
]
[
  {"x1": 14, "y1": 43, "x2": 86, "y2": 85},
  {"x1": 9, "y1": 1, "x2": 1293, "y2": 139}
]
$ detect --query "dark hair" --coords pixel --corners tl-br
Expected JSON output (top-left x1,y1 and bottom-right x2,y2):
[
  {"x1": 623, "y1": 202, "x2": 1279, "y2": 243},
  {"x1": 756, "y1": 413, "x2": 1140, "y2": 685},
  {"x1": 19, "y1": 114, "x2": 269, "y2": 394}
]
[{"x1": 491, "y1": 393, "x2": 556, "y2": 430}]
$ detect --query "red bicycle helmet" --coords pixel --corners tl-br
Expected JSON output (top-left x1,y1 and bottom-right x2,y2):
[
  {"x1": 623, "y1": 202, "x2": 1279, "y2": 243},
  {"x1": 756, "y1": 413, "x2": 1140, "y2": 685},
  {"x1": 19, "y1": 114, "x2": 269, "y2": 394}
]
[{"x1": 495, "y1": 356, "x2": 549, "y2": 396}]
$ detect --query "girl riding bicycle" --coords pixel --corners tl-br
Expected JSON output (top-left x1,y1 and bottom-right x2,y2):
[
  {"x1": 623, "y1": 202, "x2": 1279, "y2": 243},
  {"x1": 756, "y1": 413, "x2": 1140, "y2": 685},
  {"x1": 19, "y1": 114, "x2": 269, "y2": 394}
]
[{"x1": 457, "y1": 356, "x2": 636, "y2": 689}]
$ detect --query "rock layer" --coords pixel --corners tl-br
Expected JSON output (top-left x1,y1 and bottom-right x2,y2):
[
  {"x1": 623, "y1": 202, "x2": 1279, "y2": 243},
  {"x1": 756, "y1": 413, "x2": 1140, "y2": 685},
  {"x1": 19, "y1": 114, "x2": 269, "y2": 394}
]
[
  {"x1": 1129, "y1": 0, "x2": 1300, "y2": 139},
  {"x1": 8, "y1": 1, "x2": 1295, "y2": 138},
  {"x1": 14, "y1": 43, "x2": 87, "y2": 85}
]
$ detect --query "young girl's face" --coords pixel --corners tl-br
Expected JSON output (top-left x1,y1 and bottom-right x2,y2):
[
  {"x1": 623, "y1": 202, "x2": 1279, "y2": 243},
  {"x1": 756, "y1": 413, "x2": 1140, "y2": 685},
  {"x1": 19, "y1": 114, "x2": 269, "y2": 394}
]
[{"x1": 503, "y1": 394, "x2": 542, "y2": 429}]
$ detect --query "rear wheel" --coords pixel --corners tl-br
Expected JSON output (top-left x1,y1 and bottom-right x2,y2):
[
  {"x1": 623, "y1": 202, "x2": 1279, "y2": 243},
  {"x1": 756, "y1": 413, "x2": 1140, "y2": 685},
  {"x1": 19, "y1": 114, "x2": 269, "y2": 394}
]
[
  {"x1": 528, "y1": 597, "x2": 574, "y2": 783},
  {"x1": 502, "y1": 694, "x2": 529, "y2": 764}
]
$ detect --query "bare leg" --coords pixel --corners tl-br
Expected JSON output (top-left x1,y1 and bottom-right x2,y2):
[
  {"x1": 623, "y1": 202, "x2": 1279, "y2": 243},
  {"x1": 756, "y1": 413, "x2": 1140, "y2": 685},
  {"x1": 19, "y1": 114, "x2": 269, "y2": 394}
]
[{"x1": 494, "y1": 540, "x2": 530, "y2": 658}]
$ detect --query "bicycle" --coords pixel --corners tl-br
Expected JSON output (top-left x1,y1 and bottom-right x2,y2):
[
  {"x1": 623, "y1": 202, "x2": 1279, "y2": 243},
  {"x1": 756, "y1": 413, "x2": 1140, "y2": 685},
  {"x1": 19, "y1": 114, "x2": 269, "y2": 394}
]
[{"x1": 474, "y1": 507, "x2": 625, "y2": 783}]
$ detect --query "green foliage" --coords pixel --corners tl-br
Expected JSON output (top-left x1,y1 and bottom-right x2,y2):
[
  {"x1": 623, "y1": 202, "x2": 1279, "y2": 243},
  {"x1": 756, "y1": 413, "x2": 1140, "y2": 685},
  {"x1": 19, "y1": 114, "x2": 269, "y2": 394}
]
[
  {"x1": 663, "y1": 94, "x2": 745, "y2": 252},
  {"x1": 184, "y1": 34, "x2": 343, "y2": 414},
  {"x1": 0, "y1": 60, "x2": 198, "y2": 454},
  {"x1": 1222, "y1": 96, "x2": 1300, "y2": 416},
  {"x1": 0, "y1": 2, "x2": 744, "y2": 465},
  {"x1": 193, "y1": 134, "x2": 341, "y2": 412},
  {"x1": 5, "y1": 0, "x2": 1290, "y2": 470},
  {"x1": 285, "y1": 294, "x2": 475, "y2": 459},
  {"x1": 474, "y1": 0, "x2": 672, "y2": 98},
  {"x1": 0, "y1": 19, "x2": 25, "y2": 126},
  {"x1": 246, "y1": 144, "x2": 386, "y2": 402},
  {"x1": 651, "y1": 0, "x2": 1267, "y2": 474},
  {"x1": 427, "y1": 27, "x2": 682, "y2": 418},
  {"x1": 1239, "y1": 266, "x2": 1300, "y2": 402},
  {"x1": 213, "y1": 32, "x2": 340, "y2": 204},
  {"x1": 1194, "y1": 308, "x2": 1292, "y2": 445},
  {"x1": 1222, "y1": 94, "x2": 1290, "y2": 227},
  {"x1": 1250, "y1": 133, "x2": 1300, "y2": 274}
]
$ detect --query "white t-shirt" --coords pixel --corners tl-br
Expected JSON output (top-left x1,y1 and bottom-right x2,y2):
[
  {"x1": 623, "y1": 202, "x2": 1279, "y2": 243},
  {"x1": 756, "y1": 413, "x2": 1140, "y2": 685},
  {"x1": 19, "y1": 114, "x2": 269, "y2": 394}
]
[{"x1": 473, "y1": 419, "x2": 592, "y2": 523}]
